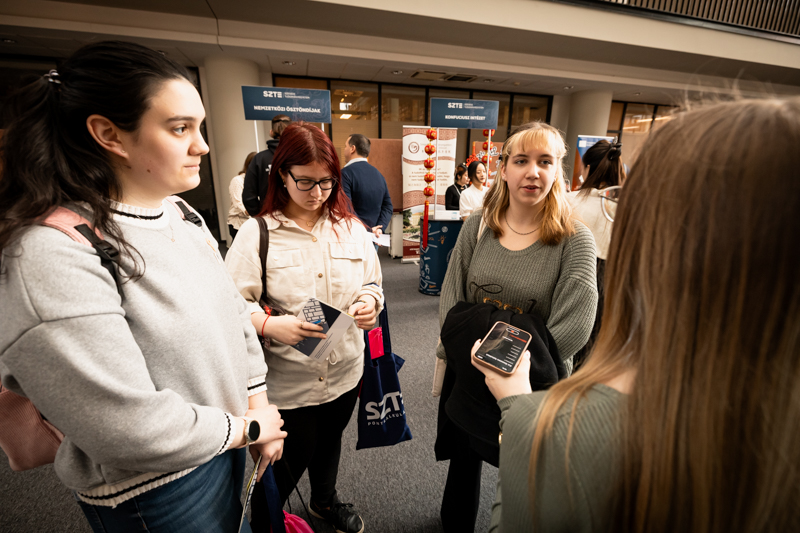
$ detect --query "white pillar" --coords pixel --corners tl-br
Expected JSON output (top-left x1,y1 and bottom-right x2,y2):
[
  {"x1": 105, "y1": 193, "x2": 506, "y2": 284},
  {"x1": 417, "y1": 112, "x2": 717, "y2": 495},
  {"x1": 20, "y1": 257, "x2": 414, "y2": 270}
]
[
  {"x1": 201, "y1": 54, "x2": 260, "y2": 245},
  {"x1": 549, "y1": 94, "x2": 571, "y2": 136},
  {"x1": 564, "y1": 90, "x2": 613, "y2": 181}
]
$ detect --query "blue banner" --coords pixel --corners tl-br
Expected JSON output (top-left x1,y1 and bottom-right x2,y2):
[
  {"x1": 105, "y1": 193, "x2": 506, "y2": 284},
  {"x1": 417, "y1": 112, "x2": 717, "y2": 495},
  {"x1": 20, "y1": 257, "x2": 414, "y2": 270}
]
[
  {"x1": 241, "y1": 86, "x2": 331, "y2": 123},
  {"x1": 430, "y1": 98, "x2": 499, "y2": 129}
]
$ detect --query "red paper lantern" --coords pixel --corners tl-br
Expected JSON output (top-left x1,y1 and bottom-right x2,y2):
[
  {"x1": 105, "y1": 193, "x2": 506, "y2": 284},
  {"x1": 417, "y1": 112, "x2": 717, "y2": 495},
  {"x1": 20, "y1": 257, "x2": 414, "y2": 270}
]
[
  {"x1": 482, "y1": 141, "x2": 492, "y2": 151},
  {"x1": 426, "y1": 128, "x2": 438, "y2": 140},
  {"x1": 481, "y1": 154, "x2": 489, "y2": 164},
  {"x1": 423, "y1": 158, "x2": 435, "y2": 169},
  {"x1": 424, "y1": 172, "x2": 435, "y2": 183},
  {"x1": 423, "y1": 186, "x2": 435, "y2": 197},
  {"x1": 424, "y1": 144, "x2": 436, "y2": 155},
  {"x1": 482, "y1": 129, "x2": 495, "y2": 137}
]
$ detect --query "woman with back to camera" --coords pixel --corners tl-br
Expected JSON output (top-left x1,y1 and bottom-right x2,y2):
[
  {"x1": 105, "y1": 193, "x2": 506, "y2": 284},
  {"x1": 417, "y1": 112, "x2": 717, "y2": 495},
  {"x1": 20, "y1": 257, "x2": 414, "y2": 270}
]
[
  {"x1": 459, "y1": 159, "x2": 489, "y2": 220},
  {"x1": 445, "y1": 163, "x2": 469, "y2": 210},
  {"x1": 479, "y1": 97, "x2": 800, "y2": 532},
  {"x1": 225, "y1": 123, "x2": 383, "y2": 533},
  {"x1": 568, "y1": 140, "x2": 626, "y2": 368},
  {"x1": 0, "y1": 41, "x2": 286, "y2": 532},
  {"x1": 436, "y1": 122, "x2": 598, "y2": 532},
  {"x1": 228, "y1": 151, "x2": 256, "y2": 241}
]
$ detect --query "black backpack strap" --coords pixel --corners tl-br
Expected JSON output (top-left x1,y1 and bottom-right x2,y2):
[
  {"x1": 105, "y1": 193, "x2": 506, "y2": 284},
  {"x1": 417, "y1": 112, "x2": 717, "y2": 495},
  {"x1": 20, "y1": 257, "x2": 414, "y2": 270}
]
[
  {"x1": 74, "y1": 224, "x2": 121, "y2": 292},
  {"x1": 173, "y1": 200, "x2": 203, "y2": 227},
  {"x1": 256, "y1": 216, "x2": 269, "y2": 305},
  {"x1": 41, "y1": 206, "x2": 122, "y2": 294},
  {"x1": 164, "y1": 196, "x2": 203, "y2": 227}
]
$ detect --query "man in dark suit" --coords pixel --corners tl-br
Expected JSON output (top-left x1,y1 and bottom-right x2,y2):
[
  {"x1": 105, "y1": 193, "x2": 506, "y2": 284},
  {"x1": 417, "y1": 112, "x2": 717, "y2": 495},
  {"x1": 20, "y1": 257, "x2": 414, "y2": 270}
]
[
  {"x1": 341, "y1": 134, "x2": 393, "y2": 238},
  {"x1": 242, "y1": 114, "x2": 291, "y2": 216}
]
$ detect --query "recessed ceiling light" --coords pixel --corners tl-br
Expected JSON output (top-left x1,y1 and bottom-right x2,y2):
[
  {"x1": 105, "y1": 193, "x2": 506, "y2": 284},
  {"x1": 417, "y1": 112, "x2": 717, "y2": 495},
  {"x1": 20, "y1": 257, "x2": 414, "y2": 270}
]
[
  {"x1": 563, "y1": 86, "x2": 574, "y2": 90},
  {"x1": 340, "y1": 114, "x2": 352, "y2": 119},
  {"x1": 483, "y1": 79, "x2": 495, "y2": 83},
  {"x1": 391, "y1": 70, "x2": 403, "y2": 75},
  {"x1": 2, "y1": 39, "x2": 17, "y2": 44},
  {"x1": 512, "y1": 81, "x2": 521, "y2": 86},
  {"x1": 634, "y1": 92, "x2": 641, "y2": 96},
  {"x1": 282, "y1": 61, "x2": 296, "y2": 66}
]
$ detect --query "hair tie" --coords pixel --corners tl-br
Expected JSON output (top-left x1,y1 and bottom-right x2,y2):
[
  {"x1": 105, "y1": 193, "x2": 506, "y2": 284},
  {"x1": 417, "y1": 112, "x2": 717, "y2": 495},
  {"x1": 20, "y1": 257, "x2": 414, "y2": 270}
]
[
  {"x1": 44, "y1": 69, "x2": 61, "y2": 85},
  {"x1": 607, "y1": 142, "x2": 622, "y2": 161}
]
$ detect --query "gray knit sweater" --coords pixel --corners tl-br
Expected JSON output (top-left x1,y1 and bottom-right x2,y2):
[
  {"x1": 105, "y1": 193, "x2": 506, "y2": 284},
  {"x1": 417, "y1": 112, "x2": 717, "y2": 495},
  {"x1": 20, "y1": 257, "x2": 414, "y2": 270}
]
[
  {"x1": 0, "y1": 200, "x2": 267, "y2": 506},
  {"x1": 437, "y1": 210, "x2": 598, "y2": 372},
  {"x1": 489, "y1": 385, "x2": 625, "y2": 532}
]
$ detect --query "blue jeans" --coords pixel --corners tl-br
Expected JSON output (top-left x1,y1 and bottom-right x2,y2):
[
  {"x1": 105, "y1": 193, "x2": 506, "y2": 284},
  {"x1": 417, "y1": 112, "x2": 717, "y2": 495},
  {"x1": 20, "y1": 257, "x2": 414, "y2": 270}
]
[{"x1": 77, "y1": 449, "x2": 252, "y2": 533}]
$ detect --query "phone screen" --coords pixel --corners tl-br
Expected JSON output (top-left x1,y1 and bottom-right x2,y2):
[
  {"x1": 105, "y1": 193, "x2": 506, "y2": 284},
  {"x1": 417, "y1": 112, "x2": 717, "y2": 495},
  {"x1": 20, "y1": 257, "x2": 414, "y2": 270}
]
[{"x1": 474, "y1": 322, "x2": 531, "y2": 374}]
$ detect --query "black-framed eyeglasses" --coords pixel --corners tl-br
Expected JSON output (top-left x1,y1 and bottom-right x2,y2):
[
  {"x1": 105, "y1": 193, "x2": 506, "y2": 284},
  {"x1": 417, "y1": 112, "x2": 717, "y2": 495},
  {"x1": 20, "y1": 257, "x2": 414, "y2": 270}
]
[{"x1": 286, "y1": 169, "x2": 336, "y2": 191}]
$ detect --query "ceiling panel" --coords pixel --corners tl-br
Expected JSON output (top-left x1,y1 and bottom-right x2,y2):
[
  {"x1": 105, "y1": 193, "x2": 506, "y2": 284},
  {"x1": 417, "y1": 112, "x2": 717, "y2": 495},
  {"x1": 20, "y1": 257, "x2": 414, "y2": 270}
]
[
  {"x1": 268, "y1": 56, "x2": 309, "y2": 76},
  {"x1": 307, "y1": 59, "x2": 346, "y2": 78},
  {"x1": 58, "y1": 0, "x2": 214, "y2": 17},
  {"x1": 340, "y1": 62, "x2": 383, "y2": 79},
  {"x1": 21, "y1": 0, "x2": 800, "y2": 86}
]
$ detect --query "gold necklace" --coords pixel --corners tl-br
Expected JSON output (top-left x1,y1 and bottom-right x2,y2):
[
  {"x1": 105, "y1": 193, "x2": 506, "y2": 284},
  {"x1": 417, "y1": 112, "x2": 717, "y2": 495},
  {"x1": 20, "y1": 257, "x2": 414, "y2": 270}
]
[
  {"x1": 157, "y1": 223, "x2": 176, "y2": 242},
  {"x1": 293, "y1": 215, "x2": 319, "y2": 228},
  {"x1": 505, "y1": 215, "x2": 539, "y2": 236}
]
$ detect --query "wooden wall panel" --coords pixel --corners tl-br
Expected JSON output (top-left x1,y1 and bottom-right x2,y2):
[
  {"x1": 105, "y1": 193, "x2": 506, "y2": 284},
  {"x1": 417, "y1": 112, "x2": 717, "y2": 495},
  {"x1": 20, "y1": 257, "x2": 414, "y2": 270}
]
[{"x1": 367, "y1": 138, "x2": 403, "y2": 213}]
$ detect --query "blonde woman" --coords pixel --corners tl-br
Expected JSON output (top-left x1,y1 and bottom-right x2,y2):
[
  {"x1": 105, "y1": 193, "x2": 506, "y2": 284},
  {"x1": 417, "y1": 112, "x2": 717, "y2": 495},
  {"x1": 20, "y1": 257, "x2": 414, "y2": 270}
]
[
  {"x1": 436, "y1": 122, "x2": 598, "y2": 532},
  {"x1": 480, "y1": 98, "x2": 800, "y2": 532}
]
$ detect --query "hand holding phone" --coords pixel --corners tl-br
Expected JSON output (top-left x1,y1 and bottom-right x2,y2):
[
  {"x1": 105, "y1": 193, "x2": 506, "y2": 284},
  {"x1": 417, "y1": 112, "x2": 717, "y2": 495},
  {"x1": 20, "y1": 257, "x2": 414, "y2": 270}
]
[
  {"x1": 471, "y1": 323, "x2": 534, "y2": 401},
  {"x1": 472, "y1": 321, "x2": 532, "y2": 375}
]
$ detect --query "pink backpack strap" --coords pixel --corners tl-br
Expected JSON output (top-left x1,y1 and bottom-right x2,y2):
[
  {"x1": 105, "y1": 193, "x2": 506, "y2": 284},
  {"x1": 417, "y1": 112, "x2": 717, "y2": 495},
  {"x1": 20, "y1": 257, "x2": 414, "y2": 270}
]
[
  {"x1": 41, "y1": 207, "x2": 101, "y2": 246},
  {"x1": 40, "y1": 206, "x2": 120, "y2": 287},
  {"x1": 165, "y1": 196, "x2": 203, "y2": 227}
]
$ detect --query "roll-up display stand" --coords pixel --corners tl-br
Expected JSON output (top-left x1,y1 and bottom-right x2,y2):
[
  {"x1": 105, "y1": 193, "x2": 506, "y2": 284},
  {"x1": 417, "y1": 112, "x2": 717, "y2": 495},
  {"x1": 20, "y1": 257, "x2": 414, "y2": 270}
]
[{"x1": 418, "y1": 99, "x2": 499, "y2": 295}]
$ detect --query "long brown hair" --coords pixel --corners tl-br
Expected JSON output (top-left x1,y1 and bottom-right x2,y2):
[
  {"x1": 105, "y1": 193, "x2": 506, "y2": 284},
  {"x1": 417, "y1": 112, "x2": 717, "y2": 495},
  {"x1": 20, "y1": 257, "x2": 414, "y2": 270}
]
[
  {"x1": 483, "y1": 122, "x2": 574, "y2": 245},
  {"x1": 0, "y1": 41, "x2": 192, "y2": 279},
  {"x1": 528, "y1": 98, "x2": 800, "y2": 532}
]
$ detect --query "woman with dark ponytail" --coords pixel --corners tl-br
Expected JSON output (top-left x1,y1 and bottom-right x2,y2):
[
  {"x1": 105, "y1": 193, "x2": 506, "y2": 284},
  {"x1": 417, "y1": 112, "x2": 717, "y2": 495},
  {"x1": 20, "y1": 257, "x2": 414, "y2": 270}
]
[
  {"x1": 567, "y1": 140, "x2": 626, "y2": 368},
  {"x1": 0, "y1": 41, "x2": 286, "y2": 532}
]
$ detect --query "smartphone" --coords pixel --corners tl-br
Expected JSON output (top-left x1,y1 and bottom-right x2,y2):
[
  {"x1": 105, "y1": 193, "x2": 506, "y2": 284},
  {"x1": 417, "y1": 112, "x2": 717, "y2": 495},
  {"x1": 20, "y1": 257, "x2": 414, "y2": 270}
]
[{"x1": 472, "y1": 321, "x2": 532, "y2": 375}]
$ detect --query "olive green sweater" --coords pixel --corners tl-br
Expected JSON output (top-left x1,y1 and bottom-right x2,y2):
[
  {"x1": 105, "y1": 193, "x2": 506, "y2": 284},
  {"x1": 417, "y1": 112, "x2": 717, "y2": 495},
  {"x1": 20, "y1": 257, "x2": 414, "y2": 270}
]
[
  {"x1": 489, "y1": 385, "x2": 625, "y2": 532},
  {"x1": 437, "y1": 210, "x2": 598, "y2": 374}
]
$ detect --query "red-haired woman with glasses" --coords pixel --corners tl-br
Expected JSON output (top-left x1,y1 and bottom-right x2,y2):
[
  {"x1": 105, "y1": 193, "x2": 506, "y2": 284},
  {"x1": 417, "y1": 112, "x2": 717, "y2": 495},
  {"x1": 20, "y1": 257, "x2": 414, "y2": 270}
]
[{"x1": 225, "y1": 123, "x2": 381, "y2": 533}]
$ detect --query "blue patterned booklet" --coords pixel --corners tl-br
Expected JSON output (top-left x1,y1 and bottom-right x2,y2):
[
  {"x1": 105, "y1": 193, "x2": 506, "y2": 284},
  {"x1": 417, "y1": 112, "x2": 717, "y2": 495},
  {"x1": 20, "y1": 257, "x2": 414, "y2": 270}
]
[{"x1": 293, "y1": 298, "x2": 354, "y2": 360}]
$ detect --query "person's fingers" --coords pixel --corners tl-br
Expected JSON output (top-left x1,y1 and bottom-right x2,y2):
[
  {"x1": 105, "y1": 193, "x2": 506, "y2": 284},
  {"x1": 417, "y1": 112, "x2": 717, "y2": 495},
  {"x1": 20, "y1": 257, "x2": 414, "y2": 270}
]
[
  {"x1": 248, "y1": 446, "x2": 260, "y2": 464},
  {"x1": 470, "y1": 339, "x2": 481, "y2": 357},
  {"x1": 515, "y1": 351, "x2": 532, "y2": 375},
  {"x1": 256, "y1": 456, "x2": 268, "y2": 481}
]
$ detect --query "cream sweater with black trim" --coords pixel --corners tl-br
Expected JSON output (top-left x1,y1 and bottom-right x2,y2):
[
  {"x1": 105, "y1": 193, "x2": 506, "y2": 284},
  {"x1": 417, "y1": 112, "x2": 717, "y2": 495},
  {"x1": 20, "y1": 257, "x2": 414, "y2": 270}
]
[{"x1": 0, "y1": 200, "x2": 266, "y2": 507}]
